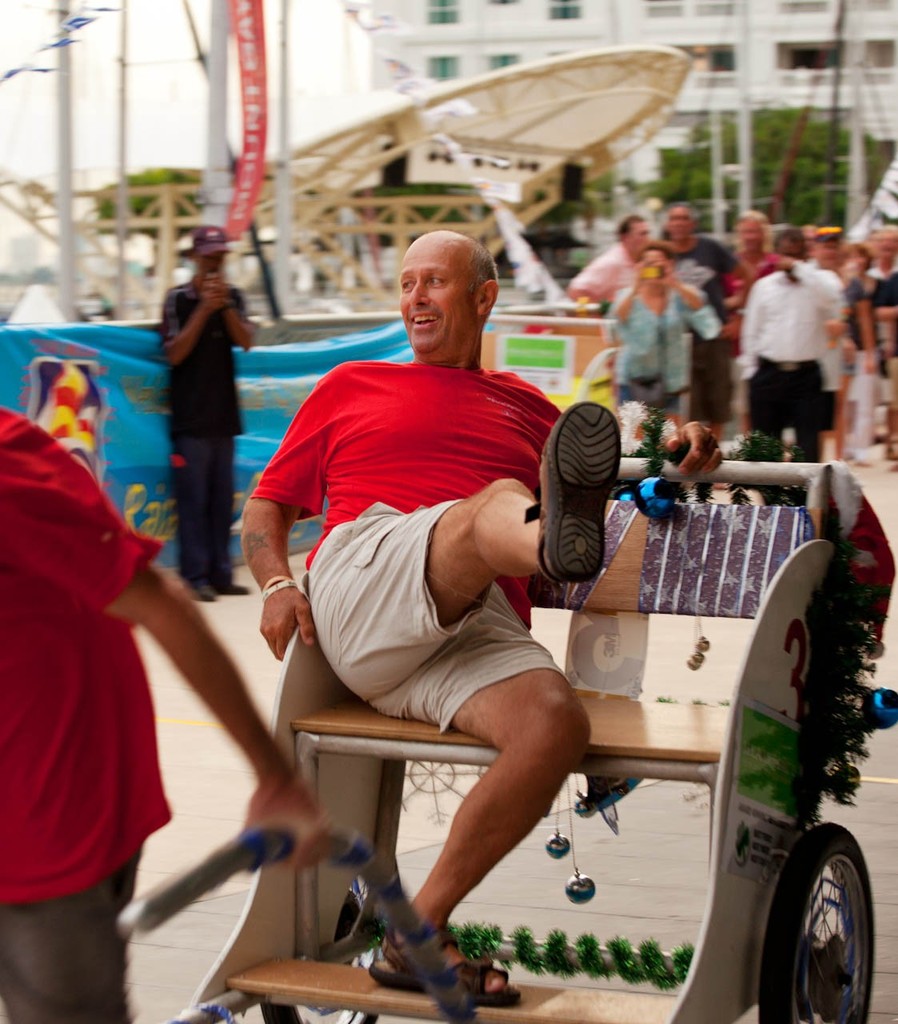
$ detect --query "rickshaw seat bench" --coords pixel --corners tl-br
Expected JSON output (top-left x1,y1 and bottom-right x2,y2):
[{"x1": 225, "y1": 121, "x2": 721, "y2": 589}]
[{"x1": 291, "y1": 694, "x2": 728, "y2": 769}]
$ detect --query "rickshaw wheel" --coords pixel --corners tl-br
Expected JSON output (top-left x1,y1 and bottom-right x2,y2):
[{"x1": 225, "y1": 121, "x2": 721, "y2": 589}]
[
  {"x1": 261, "y1": 880, "x2": 377, "y2": 1024},
  {"x1": 759, "y1": 823, "x2": 873, "y2": 1024}
]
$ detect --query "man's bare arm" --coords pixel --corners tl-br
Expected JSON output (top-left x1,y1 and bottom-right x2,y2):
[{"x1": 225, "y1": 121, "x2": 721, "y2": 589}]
[{"x1": 242, "y1": 497, "x2": 317, "y2": 658}]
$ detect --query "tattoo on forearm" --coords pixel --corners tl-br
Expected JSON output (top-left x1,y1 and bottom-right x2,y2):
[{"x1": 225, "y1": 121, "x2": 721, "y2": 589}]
[{"x1": 243, "y1": 531, "x2": 271, "y2": 562}]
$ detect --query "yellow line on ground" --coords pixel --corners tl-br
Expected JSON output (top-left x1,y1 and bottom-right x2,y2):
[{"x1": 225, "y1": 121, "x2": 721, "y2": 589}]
[
  {"x1": 860, "y1": 775, "x2": 898, "y2": 785},
  {"x1": 155, "y1": 716, "x2": 224, "y2": 729}
]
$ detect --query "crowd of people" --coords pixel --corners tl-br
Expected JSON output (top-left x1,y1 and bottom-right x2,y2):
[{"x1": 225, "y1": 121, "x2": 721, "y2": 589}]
[{"x1": 569, "y1": 207, "x2": 898, "y2": 467}]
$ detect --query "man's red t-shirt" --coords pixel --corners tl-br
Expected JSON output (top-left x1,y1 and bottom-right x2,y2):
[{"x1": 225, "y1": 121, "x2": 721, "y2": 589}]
[
  {"x1": 0, "y1": 410, "x2": 171, "y2": 903},
  {"x1": 253, "y1": 361, "x2": 560, "y2": 625}
]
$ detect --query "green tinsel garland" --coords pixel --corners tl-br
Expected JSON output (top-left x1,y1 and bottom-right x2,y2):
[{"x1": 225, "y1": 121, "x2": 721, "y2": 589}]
[
  {"x1": 796, "y1": 516, "x2": 886, "y2": 827},
  {"x1": 456, "y1": 924, "x2": 692, "y2": 989},
  {"x1": 367, "y1": 919, "x2": 694, "y2": 989}
]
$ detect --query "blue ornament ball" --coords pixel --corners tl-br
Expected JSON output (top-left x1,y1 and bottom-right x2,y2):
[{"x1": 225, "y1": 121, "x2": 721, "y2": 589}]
[
  {"x1": 545, "y1": 832, "x2": 571, "y2": 859},
  {"x1": 565, "y1": 871, "x2": 596, "y2": 904},
  {"x1": 863, "y1": 688, "x2": 898, "y2": 730},
  {"x1": 613, "y1": 482, "x2": 639, "y2": 503},
  {"x1": 634, "y1": 477, "x2": 677, "y2": 519}
]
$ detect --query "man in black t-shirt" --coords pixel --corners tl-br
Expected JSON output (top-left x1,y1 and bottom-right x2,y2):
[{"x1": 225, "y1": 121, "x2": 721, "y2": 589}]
[
  {"x1": 665, "y1": 204, "x2": 746, "y2": 438},
  {"x1": 160, "y1": 225, "x2": 255, "y2": 600}
]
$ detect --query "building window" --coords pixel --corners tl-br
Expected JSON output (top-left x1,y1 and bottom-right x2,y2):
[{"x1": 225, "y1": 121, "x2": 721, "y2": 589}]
[
  {"x1": 489, "y1": 54, "x2": 520, "y2": 69},
  {"x1": 428, "y1": 0, "x2": 459, "y2": 25},
  {"x1": 644, "y1": 0, "x2": 685, "y2": 15},
  {"x1": 689, "y1": 45, "x2": 736, "y2": 72},
  {"x1": 866, "y1": 40, "x2": 895, "y2": 68},
  {"x1": 776, "y1": 42, "x2": 838, "y2": 70},
  {"x1": 549, "y1": 0, "x2": 581, "y2": 19},
  {"x1": 428, "y1": 55, "x2": 459, "y2": 80}
]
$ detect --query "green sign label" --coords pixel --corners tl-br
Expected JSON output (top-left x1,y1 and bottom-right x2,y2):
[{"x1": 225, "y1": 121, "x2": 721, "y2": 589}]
[{"x1": 737, "y1": 706, "x2": 799, "y2": 818}]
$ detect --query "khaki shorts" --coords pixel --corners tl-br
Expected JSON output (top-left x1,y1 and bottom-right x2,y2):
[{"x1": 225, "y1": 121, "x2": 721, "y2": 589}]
[
  {"x1": 889, "y1": 357, "x2": 898, "y2": 407},
  {"x1": 306, "y1": 502, "x2": 560, "y2": 731},
  {"x1": 689, "y1": 338, "x2": 733, "y2": 425}
]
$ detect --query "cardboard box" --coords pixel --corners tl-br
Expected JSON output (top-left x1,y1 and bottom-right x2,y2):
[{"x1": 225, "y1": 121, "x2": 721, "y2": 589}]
[{"x1": 481, "y1": 318, "x2": 616, "y2": 408}]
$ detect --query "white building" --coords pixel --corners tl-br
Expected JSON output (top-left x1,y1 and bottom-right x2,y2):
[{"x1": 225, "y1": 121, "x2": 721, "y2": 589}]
[{"x1": 371, "y1": 0, "x2": 897, "y2": 182}]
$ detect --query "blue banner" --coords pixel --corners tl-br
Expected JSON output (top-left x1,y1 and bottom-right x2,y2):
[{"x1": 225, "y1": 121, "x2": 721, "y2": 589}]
[{"x1": 0, "y1": 321, "x2": 412, "y2": 567}]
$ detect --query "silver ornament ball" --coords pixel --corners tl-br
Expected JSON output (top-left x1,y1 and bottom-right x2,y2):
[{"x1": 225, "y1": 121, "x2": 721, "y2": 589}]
[
  {"x1": 574, "y1": 797, "x2": 597, "y2": 818},
  {"x1": 545, "y1": 832, "x2": 571, "y2": 859},
  {"x1": 565, "y1": 871, "x2": 596, "y2": 904}
]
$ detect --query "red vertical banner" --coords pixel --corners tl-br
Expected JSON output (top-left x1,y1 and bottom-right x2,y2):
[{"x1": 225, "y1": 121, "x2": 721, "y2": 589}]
[{"x1": 226, "y1": 0, "x2": 267, "y2": 240}]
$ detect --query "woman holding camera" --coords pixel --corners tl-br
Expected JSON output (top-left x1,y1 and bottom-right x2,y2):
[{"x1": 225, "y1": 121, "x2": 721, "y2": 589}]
[{"x1": 610, "y1": 239, "x2": 721, "y2": 423}]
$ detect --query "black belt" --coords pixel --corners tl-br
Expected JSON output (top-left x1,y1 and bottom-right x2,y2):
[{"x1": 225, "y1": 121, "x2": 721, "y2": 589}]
[{"x1": 759, "y1": 357, "x2": 817, "y2": 372}]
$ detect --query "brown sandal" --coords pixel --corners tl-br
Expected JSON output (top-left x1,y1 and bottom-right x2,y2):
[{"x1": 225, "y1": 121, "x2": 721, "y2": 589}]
[{"x1": 368, "y1": 928, "x2": 521, "y2": 1007}]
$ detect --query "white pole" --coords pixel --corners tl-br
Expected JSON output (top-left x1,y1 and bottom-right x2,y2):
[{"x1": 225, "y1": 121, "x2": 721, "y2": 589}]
[
  {"x1": 710, "y1": 108, "x2": 726, "y2": 237},
  {"x1": 116, "y1": 0, "x2": 129, "y2": 318},
  {"x1": 275, "y1": 0, "x2": 292, "y2": 312},
  {"x1": 203, "y1": 0, "x2": 231, "y2": 226},
  {"x1": 846, "y1": 0, "x2": 867, "y2": 228},
  {"x1": 737, "y1": 0, "x2": 753, "y2": 213},
  {"x1": 57, "y1": 3, "x2": 76, "y2": 320}
]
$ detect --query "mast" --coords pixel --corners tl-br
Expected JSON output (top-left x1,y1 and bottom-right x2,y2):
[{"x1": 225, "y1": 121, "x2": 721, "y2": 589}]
[
  {"x1": 275, "y1": 0, "x2": 292, "y2": 313},
  {"x1": 203, "y1": 0, "x2": 231, "y2": 227},
  {"x1": 846, "y1": 0, "x2": 868, "y2": 227},
  {"x1": 182, "y1": 0, "x2": 281, "y2": 317},
  {"x1": 57, "y1": 2, "x2": 76, "y2": 320},
  {"x1": 736, "y1": 0, "x2": 752, "y2": 213},
  {"x1": 710, "y1": 108, "x2": 726, "y2": 236},
  {"x1": 823, "y1": 0, "x2": 847, "y2": 225},
  {"x1": 116, "y1": 0, "x2": 128, "y2": 318}
]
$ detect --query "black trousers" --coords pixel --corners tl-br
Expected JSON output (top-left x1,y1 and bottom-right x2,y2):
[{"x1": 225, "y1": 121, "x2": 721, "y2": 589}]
[
  {"x1": 172, "y1": 434, "x2": 236, "y2": 588},
  {"x1": 749, "y1": 360, "x2": 823, "y2": 462}
]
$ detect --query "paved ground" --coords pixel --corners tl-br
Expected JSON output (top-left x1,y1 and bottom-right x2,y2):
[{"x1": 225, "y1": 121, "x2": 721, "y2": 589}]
[{"x1": 5, "y1": 452, "x2": 898, "y2": 1024}]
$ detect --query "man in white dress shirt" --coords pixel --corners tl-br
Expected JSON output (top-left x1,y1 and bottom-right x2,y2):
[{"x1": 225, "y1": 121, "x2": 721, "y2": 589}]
[{"x1": 741, "y1": 227, "x2": 843, "y2": 461}]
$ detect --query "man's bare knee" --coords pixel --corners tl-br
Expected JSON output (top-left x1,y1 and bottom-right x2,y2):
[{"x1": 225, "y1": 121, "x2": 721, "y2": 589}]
[
  {"x1": 524, "y1": 683, "x2": 590, "y2": 764},
  {"x1": 454, "y1": 671, "x2": 590, "y2": 765}
]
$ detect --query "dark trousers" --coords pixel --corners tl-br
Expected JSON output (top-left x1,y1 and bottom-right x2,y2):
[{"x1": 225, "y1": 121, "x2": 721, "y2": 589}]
[
  {"x1": 172, "y1": 434, "x2": 235, "y2": 588},
  {"x1": 0, "y1": 854, "x2": 140, "y2": 1024},
  {"x1": 749, "y1": 360, "x2": 822, "y2": 462}
]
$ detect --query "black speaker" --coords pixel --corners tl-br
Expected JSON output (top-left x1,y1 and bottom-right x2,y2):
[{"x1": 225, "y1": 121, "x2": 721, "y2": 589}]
[
  {"x1": 561, "y1": 163, "x2": 583, "y2": 202},
  {"x1": 382, "y1": 155, "x2": 408, "y2": 188}
]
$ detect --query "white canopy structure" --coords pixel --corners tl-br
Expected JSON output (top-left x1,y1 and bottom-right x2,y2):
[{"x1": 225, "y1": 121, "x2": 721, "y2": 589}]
[{"x1": 255, "y1": 45, "x2": 689, "y2": 304}]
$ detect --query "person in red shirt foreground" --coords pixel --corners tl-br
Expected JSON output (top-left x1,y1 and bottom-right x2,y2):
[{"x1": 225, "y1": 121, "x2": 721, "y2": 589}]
[
  {"x1": 0, "y1": 407, "x2": 328, "y2": 1024},
  {"x1": 241, "y1": 229, "x2": 722, "y2": 1006}
]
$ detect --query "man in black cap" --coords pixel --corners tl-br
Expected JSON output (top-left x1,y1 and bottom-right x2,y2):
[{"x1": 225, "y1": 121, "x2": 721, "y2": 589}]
[{"x1": 160, "y1": 225, "x2": 255, "y2": 601}]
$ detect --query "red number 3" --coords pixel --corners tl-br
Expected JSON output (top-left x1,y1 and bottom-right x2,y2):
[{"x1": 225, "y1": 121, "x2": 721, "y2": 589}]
[{"x1": 784, "y1": 618, "x2": 808, "y2": 722}]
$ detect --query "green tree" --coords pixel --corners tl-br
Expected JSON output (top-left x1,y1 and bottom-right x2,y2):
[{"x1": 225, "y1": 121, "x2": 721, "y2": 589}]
[{"x1": 638, "y1": 108, "x2": 884, "y2": 231}]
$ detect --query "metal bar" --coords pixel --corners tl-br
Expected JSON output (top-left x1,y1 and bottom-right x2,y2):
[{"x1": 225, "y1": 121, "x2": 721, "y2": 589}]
[
  {"x1": 373, "y1": 759, "x2": 406, "y2": 871},
  {"x1": 303, "y1": 733, "x2": 717, "y2": 787},
  {"x1": 620, "y1": 457, "x2": 826, "y2": 490},
  {"x1": 118, "y1": 830, "x2": 293, "y2": 937},
  {"x1": 296, "y1": 732, "x2": 321, "y2": 959},
  {"x1": 162, "y1": 990, "x2": 258, "y2": 1024}
]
